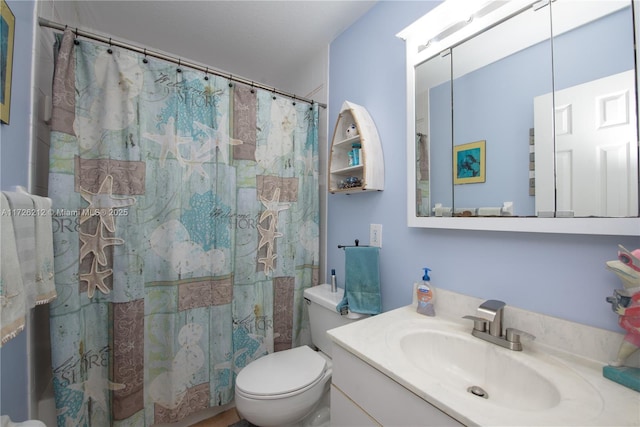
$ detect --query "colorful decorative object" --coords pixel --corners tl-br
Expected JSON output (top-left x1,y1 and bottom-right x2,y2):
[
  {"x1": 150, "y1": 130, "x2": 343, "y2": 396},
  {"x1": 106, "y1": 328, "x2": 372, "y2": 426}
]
[
  {"x1": 453, "y1": 140, "x2": 486, "y2": 184},
  {"x1": 604, "y1": 245, "x2": 640, "y2": 392},
  {"x1": 0, "y1": 0, "x2": 15, "y2": 124}
]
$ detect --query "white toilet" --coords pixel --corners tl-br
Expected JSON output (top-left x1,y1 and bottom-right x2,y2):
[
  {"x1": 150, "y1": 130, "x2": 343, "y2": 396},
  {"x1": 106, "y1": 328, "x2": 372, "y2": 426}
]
[
  {"x1": 0, "y1": 416, "x2": 46, "y2": 427},
  {"x1": 234, "y1": 283, "x2": 367, "y2": 427}
]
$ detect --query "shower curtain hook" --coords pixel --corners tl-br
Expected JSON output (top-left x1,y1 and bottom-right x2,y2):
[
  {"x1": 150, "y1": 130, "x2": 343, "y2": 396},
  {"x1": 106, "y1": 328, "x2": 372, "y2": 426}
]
[
  {"x1": 177, "y1": 59, "x2": 182, "y2": 73},
  {"x1": 73, "y1": 27, "x2": 80, "y2": 45},
  {"x1": 250, "y1": 82, "x2": 255, "y2": 94},
  {"x1": 204, "y1": 67, "x2": 209, "y2": 81},
  {"x1": 310, "y1": 100, "x2": 314, "y2": 111},
  {"x1": 272, "y1": 88, "x2": 277, "y2": 100},
  {"x1": 142, "y1": 48, "x2": 148, "y2": 64},
  {"x1": 107, "y1": 38, "x2": 113, "y2": 54},
  {"x1": 292, "y1": 95, "x2": 296, "y2": 106},
  {"x1": 228, "y1": 73, "x2": 233, "y2": 88}
]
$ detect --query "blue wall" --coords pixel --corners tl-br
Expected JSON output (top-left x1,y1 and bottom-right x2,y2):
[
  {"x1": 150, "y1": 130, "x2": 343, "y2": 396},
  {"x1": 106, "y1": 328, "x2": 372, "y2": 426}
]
[
  {"x1": 328, "y1": 1, "x2": 639, "y2": 332},
  {"x1": 0, "y1": 0, "x2": 35, "y2": 421}
]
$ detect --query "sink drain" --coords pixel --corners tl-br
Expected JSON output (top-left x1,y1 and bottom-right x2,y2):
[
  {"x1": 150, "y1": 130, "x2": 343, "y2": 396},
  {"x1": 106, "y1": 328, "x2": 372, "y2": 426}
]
[{"x1": 467, "y1": 385, "x2": 489, "y2": 399}]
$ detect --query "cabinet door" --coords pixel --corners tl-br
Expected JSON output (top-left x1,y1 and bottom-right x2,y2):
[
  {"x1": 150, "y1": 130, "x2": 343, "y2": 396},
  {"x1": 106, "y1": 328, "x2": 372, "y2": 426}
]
[
  {"x1": 331, "y1": 345, "x2": 463, "y2": 426},
  {"x1": 331, "y1": 384, "x2": 382, "y2": 427}
]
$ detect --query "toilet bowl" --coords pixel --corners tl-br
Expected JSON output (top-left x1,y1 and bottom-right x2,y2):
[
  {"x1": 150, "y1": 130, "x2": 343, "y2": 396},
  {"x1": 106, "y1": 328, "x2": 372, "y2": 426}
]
[
  {"x1": 234, "y1": 284, "x2": 367, "y2": 427},
  {"x1": 235, "y1": 346, "x2": 331, "y2": 427},
  {"x1": 0, "y1": 416, "x2": 46, "y2": 427}
]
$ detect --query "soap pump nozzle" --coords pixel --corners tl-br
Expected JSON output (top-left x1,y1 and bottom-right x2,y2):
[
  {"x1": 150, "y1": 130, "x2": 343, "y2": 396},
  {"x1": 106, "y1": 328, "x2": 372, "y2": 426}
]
[{"x1": 422, "y1": 267, "x2": 431, "y2": 281}]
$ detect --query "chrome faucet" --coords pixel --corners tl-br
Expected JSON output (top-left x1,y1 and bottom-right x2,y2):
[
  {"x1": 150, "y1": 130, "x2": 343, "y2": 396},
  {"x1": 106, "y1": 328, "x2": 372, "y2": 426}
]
[{"x1": 463, "y1": 300, "x2": 535, "y2": 351}]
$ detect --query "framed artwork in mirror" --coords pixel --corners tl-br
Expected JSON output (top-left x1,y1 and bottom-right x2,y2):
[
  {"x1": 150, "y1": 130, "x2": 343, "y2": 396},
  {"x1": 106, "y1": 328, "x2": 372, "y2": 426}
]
[
  {"x1": 454, "y1": 140, "x2": 485, "y2": 184},
  {"x1": 1, "y1": 0, "x2": 15, "y2": 125}
]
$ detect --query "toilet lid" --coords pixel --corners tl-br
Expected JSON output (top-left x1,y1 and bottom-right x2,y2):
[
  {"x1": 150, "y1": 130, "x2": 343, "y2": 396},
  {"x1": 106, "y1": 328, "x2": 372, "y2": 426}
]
[{"x1": 235, "y1": 346, "x2": 327, "y2": 397}]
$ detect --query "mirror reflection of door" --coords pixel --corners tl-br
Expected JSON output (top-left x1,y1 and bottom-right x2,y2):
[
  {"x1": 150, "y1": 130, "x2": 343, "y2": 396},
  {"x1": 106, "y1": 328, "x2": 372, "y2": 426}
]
[{"x1": 535, "y1": 71, "x2": 638, "y2": 217}]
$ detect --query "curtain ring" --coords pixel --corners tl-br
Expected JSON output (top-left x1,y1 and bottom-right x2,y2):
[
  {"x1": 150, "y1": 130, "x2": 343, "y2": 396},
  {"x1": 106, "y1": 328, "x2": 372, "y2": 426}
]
[
  {"x1": 142, "y1": 48, "x2": 148, "y2": 64},
  {"x1": 107, "y1": 38, "x2": 113, "y2": 54}
]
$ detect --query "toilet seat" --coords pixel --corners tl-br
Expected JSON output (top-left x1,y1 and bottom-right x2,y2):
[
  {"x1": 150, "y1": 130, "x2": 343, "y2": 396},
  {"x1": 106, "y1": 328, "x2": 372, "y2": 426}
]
[{"x1": 235, "y1": 346, "x2": 327, "y2": 399}]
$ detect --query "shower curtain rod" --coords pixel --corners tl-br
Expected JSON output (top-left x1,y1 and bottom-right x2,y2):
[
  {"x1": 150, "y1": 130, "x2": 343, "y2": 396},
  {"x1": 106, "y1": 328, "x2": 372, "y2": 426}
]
[{"x1": 38, "y1": 18, "x2": 327, "y2": 109}]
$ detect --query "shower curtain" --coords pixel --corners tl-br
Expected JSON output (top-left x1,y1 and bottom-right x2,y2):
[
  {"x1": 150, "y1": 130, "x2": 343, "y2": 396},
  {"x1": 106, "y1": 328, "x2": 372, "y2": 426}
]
[{"x1": 48, "y1": 29, "x2": 319, "y2": 426}]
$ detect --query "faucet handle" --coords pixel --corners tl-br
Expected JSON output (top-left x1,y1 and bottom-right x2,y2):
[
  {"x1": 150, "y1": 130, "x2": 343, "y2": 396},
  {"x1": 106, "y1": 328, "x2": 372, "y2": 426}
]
[
  {"x1": 505, "y1": 328, "x2": 536, "y2": 344},
  {"x1": 478, "y1": 299, "x2": 506, "y2": 312},
  {"x1": 463, "y1": 315, "x2": 487, "y2": 332}
]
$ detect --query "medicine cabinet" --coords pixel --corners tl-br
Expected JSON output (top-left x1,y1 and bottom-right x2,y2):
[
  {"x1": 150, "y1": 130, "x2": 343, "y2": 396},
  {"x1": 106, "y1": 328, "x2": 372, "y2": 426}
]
[{"x1": 398, "y1": 0, "x2": 640, "y2": 235}]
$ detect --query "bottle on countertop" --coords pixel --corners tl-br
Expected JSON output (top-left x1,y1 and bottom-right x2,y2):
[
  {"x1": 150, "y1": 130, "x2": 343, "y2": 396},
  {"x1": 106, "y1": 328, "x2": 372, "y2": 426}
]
[
  {"x1": 416, "y1": 267, "x2": 435, "y2": 316},
  {"x1": 331, "y1": 269, "x2": 337, "y2": 293}
]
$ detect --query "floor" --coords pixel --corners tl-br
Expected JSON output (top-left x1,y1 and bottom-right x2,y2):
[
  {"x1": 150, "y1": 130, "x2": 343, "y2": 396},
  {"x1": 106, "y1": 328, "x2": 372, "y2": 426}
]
[{"x1": 190, "y1": 408, "x2": 241, "y2": 427}]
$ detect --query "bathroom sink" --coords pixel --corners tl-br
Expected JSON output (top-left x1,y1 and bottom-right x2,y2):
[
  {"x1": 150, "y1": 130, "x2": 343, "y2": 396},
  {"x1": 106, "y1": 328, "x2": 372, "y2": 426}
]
[
  {"x1": 384, "y1": 319, "x2": 604, "y2": 423},
  {"x1": 328, "y1": 303, "x2": 639, "y2": 426},
  {"x1": 399, "y1": 329, "x2": 560, "y2": 411}
]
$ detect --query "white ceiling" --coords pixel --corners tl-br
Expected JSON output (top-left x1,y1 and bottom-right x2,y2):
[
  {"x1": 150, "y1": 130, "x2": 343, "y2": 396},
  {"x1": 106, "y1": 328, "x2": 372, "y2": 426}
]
[{"x1": 47, "y1": 1, "x2": 377, "y2": 95}]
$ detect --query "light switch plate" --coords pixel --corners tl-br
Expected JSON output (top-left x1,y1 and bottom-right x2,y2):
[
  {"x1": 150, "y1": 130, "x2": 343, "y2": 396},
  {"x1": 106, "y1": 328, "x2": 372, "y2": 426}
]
[{"x1": 370, "y1": 224, "x2": 382, "y2": 247}]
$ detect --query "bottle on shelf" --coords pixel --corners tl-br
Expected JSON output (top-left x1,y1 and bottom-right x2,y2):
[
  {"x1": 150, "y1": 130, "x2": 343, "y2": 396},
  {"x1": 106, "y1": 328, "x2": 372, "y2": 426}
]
[{"x1": 351, "y1": 143, "x2": 361, "y2": 165}]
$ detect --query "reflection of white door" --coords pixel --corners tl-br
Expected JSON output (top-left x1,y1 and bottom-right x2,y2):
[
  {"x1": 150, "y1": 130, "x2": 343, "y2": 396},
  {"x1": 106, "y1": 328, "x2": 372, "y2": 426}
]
[{"x1": 534, "y1": 70, "x2": 638, "y2": 217}]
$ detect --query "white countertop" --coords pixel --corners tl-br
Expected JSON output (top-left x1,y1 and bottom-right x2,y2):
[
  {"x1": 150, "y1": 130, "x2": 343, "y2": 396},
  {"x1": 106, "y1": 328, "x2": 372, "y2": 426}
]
[{"x1": 328, "y1": 300, "x2": 640, "y2": 426}]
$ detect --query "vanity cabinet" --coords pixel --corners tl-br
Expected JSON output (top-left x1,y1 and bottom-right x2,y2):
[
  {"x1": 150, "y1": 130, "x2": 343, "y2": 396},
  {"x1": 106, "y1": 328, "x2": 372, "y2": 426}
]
[
  {"x1": 328, "y1": 101, "x2": 384, "y2": 194},
  {"x1": 330, "y1": 344, "x2": 462, "y2": 426}
]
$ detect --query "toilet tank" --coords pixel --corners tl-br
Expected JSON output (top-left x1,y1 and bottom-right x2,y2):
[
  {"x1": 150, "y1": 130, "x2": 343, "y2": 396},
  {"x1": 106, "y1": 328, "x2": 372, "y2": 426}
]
[{"x1": 303, "y1": 284, "x2": 367, "y2": 357}]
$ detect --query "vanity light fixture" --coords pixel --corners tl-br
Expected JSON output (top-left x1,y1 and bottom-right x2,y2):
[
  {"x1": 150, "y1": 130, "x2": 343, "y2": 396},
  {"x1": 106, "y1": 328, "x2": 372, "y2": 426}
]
[{"x1": 398, "y1": 0, "x2": 538, "y2": 62}]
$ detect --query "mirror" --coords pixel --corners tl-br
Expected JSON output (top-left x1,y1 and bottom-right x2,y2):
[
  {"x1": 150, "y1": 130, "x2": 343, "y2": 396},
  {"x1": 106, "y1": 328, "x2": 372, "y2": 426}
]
[
  {"x1": 415, "y1": 51, "x2": 452, "y2": 216},
  {"x1": 539, "y1": 1, "x2": 638, "y2": 217},
  {"x1": 403, "y1": 0, "x2": 639, "y2": 234}
]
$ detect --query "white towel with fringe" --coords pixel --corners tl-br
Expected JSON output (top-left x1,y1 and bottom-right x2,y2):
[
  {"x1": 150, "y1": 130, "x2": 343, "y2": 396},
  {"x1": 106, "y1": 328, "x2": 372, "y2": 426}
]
[
  {"x1": 27, "y1": 194, "x2": 57, "y2": 304},
  {"x1": 3, "y1": 191, "x2": 38, "y2": 308},
  {"x1": 0, "y1": 193, "x2": 27, "y2": 345}
]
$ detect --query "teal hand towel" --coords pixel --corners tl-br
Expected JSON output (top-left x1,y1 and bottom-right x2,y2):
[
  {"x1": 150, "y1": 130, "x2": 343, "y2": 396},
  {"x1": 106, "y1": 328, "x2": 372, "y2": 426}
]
[{"x1": 336, "y1": 246, "x2": 381, "y2": 315}]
